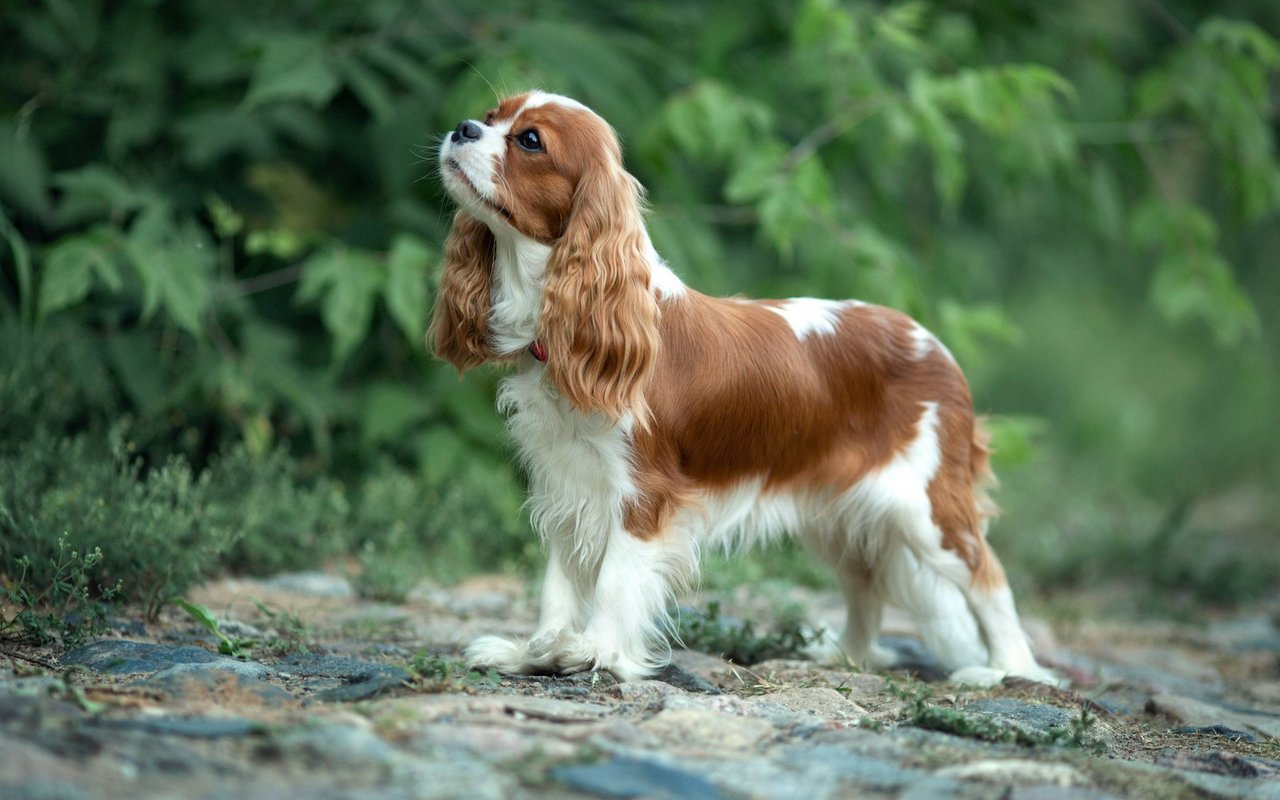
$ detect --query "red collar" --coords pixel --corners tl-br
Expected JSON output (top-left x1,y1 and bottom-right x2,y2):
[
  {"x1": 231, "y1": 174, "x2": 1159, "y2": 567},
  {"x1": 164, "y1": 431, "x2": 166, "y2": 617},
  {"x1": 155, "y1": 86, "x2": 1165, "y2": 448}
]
[{"x1": 528, "y1": 341, "x2": 548, "y2": 362}]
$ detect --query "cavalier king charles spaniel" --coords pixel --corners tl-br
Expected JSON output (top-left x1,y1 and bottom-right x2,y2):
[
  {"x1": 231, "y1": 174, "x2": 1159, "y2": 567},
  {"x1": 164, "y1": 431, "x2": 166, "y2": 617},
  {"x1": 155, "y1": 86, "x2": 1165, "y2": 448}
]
[{"x1": 431, "y1": 91, "x2": 1054, "y2": 686}]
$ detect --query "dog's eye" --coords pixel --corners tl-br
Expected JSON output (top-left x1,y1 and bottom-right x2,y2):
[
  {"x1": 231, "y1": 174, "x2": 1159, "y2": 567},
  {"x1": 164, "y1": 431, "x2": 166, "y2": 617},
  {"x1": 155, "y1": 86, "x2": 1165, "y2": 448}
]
[{"x1": 514, "y1": 129, "x2": 543, "y2": 153}]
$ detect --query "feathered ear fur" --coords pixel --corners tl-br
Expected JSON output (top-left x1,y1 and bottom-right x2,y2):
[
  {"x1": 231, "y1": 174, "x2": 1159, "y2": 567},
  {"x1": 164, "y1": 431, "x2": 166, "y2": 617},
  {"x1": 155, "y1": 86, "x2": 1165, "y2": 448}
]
[
  {"x1": 429, "y1": 211, "x2": 495, "y2": 372},
  {"x1": 538, "y1": 156, "x2": 659, "y2": 422}
]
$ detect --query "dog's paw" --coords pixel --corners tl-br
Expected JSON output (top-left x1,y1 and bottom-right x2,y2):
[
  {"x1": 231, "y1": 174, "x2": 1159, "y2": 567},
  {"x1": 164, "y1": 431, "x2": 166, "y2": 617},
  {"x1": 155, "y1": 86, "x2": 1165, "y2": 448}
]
[
  {"x1": 467, "y1": 630, "x2": 660, "y2": 682},
  {"x1": 816, "y1": 633, "x2": 901, "y2": 671},
  {"x1": 948, "y1": 663, "x2": 1066, "y2": 689},
  {"x1": 465, "y1": 635, "x2": 535, "y2": 675}
]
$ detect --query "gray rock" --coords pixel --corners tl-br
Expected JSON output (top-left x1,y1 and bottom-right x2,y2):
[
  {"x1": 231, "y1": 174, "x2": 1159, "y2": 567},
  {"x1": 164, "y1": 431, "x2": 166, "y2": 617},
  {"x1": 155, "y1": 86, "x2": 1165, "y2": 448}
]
[
  {"x1": 640, "y1": 707, "x2": 774, "y2": 750},
  {"x1": 90, "y1": 716, "x2": 260, "y2": 739},
  {"x1": 611, "y1": 679, "x2": 687, "y2": 707},
  {"x1": 1148, "y1": 693, "x2": 1280, "y2": 741},
  {"x1": 273, "y1": 653, "x2": 410, "y2": 702},
  {"x1": 149, "y1": 659, "x2": 272, "y2": 682},
  {"x1": 742, "y1": 687, "x2": 867, "y2": 724},
  {"x1": 653, "y1": 661, "x2": 721, "y2": 694},
  {"x1": 140, "y1": 663, "x2": 295, "y2": 705},
  {"x1": 552, "y1": 755, "x2": 725, "y2": 799},
  {"x1": 935, "y1": 759, "x2": 1087, "y2": 786},
  {"x1": 962, "y1": 697, "x2": 1076, "y2": 734},
  {"x1": 62, "y1": 640, "x2": 227, "y2": 675},
  {"x1": 263, "y1": 723, "x2": 398, "y2": 770},
  {"x1": 0, "y1": 780, "x2": 92, "y2": 800},
  {"x1": 257, "y1": 572, "x2": 354, "y2": 598}
]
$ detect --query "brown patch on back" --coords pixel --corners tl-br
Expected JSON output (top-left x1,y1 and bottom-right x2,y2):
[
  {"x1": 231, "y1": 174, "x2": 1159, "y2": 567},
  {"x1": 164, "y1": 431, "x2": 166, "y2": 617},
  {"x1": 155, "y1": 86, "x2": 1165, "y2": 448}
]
[{"x1": 623, "y1": 292, "x2": 998, "y2": 583}]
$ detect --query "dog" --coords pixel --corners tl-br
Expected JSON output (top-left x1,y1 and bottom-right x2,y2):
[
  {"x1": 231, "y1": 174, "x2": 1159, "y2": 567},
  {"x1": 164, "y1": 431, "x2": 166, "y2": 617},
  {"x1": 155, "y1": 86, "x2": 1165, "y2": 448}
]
[{"x1": 430, "y1": 91, "x2": 1053, "y2": 686}]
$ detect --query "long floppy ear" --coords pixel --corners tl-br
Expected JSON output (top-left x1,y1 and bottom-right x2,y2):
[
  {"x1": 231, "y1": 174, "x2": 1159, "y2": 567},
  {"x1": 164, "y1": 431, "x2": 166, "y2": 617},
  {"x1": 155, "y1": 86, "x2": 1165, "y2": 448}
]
[
  {"x1": 429, "y1": 211, "x2": 495, "y2": 372},
  {"x1": 538, "y1": 160, "x2": 659, "y2": 422}
]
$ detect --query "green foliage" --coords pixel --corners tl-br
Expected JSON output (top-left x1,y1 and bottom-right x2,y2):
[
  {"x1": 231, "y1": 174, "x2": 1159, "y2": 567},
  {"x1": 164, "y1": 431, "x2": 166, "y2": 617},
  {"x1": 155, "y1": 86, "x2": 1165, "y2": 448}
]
[
  {"x1": 404, "y1": 650, "x2": 502, "y2": 693},
  {"x1": 350, "y1": 462, "x2": 533, "y2": 600},
  {"x1": 1, "y1": 1, "x2": 1278, "y2": 617},
  {"x1": 890, "y1": 681, "x2": 1107, "y2": 753},
  {"x1": 204, "y1": 446, "x2": 350, "y2": 577},
  {"x1": 0, "y1": 536, "x2": 120, "y2": 647},
  {"x1": 674, "y1": 601, "x2": 822, "y2": 665},
  {"x1": 0, "y1": 430, "x2": 237, "y2": 621},
  {"x1": 174, "y1": 598, "x2": 257, "y2": 660}
]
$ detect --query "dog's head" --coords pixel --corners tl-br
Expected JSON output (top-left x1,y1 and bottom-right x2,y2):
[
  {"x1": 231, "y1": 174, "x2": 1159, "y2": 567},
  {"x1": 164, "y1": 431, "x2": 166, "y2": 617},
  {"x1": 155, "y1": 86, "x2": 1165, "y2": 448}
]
[{"x1": 431, "y1": 92, "x2": 659, "y2": 422}]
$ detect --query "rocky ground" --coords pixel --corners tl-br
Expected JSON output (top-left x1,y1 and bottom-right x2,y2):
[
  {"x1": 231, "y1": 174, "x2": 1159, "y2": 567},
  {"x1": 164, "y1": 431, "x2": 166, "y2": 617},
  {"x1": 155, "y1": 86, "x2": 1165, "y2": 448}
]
[{"x1": 2, "y1": 571, "x2": 1278, "y2": 800}]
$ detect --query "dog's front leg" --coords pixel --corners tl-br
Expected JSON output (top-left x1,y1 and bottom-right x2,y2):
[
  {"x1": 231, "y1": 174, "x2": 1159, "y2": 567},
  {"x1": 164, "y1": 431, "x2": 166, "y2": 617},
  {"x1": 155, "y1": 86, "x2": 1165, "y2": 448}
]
[
  {"x1": 553, "y1": 528, "x2": 690, "y2": 682},
  {"x1": 465, "y1": 538, "x2": 590, "y2": 675}
]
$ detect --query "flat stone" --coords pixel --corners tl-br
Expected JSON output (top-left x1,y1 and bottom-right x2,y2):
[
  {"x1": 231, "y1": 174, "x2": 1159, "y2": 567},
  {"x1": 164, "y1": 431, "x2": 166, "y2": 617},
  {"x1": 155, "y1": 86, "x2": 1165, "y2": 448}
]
[
  {"x1": 1170, "y1": 725, "x2": 1260, "y2": 743},
  {"x1": 653, "y1": 661, "x2": 721, "y2": 694},
  {"x1": 1010, "y1": 788, "x2": 1127, "y2": 800},
  {"x1": 149, "y1": 659, "x2": 272, "y2": 682},
  {"x1": 781, "y1": 743, "x2": 957, "y2": 796},
  {"x1": 1148, "y1": 693, "x2": 1280, "y2": 741},
  {"x1": 962, "y1": 697, "x2": 1076, "y2": 734},
  {"x1": 742, "y1": 687, "x2": 867, "y2": 724},
  {"x1": 552, "y1": 755, "x2": 725, "y2": 799},
  {"x1": 273, "y1": 653, "x2": 410, "y2": 702},
  {"x1": 140, "y1": 664, "x2": 295, "y2": 705},
  {"x1": 262, "y1": 723, "x2": 398, "y2": 769},
  {"x1": 405, "y1": 723, "x2": 579, "y2": 763},
  {"x1": 1154, "y1": 749, "x2": 1280, "y2": 779},
  {"x1": 256, "y1": 572, "x2": 354, "y2": 597},
  {"x1": 90, "y1": 716, "x2": 260, "y2": 739},
  {"x1": 611, "y1": 679, "x2": 687, "y2": 707},
  {"x1": 1202, "y1": 615, "x2": 1280, "y2": 653},
  {"x1": 640, "y1": 707, "x2": 774, "y2": 750},
  {"x1": 502, "y1": 695, "x2": 611, "y2": 722},
  {"x1": 936, "y1": 759, "x2": 1087, "y2": 786},
  {"x1": 61, "y1": 640, "x2": 228, "y2": 675}
]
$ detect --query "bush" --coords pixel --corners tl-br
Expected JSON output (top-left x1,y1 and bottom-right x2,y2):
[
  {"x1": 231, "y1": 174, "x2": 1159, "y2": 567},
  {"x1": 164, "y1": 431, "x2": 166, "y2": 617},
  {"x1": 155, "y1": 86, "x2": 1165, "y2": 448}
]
[{"x1": 0, "y1": 430, "x2": 235, "y2": 622}]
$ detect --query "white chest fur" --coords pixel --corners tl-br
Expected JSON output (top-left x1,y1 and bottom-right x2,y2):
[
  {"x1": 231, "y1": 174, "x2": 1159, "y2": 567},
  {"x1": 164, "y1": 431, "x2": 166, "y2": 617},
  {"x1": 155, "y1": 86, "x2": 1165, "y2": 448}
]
[{"x1": 497, "y1": 369, "x2": 638, "y2": 568}]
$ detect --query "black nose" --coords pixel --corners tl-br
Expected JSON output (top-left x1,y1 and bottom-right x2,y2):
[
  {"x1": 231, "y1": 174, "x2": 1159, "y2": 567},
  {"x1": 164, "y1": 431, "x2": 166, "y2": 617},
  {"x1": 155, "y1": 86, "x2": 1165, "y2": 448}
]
[{"x1": 451, "y1": 120, "x2": 483, "y2": 144}]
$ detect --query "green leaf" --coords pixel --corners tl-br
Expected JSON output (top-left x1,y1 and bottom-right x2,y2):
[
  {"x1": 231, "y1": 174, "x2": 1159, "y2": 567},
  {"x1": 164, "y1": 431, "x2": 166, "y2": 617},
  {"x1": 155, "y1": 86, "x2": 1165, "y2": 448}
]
[
  {"x1": 416, "y1": 426, "x2": 467, "y2": 485},
  {"x1": 52, "y1": 165, "x2": 155, "y2": 227},
  {"x1": 984, "y1": 415, "x2": 1048, "y2": 468},
  {"x1": 362, "y1": 382, "x2": 431, "y2": 444},
  {"x1": 1150, "y1": 251, "x2": 1259, "y2": 346},
  {"x1": 938, "y1": 300, "x2": 1023, "y2": 367},
  {"x1": 1199, "y1": 18, "x2": 1280, "y2": 68},
  {"x1": 124, "y1": 209, "x2": 214, "y2": 335},
  {"x1": 244, "y1": 34, "x2": 340, "y2": 109},
  {"x1": 172, "y1": 598, "x2": 221, "y2": 636},
  {"x1": 383, "y1": 235, "x2": 434, "y2": 344},
  {"x1": 0, "y1": 208, "x2": 33, "y2": 324},
  {"x1": 334, "y1": 52, "x2": 396, "y2": 123},
  {"x1": 297, "y1": 245, "x2": 383, "y2": 363},
  {"x1": 38, "y1": 225, "x2": 122, "y2": 317},
  {"x1": 0, "y1": 119, "x2": 52, "y2": 222}
]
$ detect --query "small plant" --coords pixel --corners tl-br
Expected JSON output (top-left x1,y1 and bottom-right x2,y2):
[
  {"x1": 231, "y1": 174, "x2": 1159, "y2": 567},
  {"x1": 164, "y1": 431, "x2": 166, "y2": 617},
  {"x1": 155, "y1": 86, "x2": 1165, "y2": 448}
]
[
  {"x1": 253, "y1": 601, "x2": 314, "y2": 655},
  {"x1": 174, "y1": 599, "x2": 256, "y2": 660},
  {"x1": 0, "y1": 536, "x2": 120, "y2": 647},
  {"x1": 673, "y1": 601, "x2": 822, "y2": 665},
  {"x1": 404, "y1": 649, "x2": 501, "y2": 693}
]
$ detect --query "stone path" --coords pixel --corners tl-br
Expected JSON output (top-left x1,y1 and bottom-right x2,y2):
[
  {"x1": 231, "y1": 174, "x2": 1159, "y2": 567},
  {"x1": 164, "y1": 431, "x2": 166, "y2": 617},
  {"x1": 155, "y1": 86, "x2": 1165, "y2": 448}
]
[{"x1": 2, "y1": 572, "x2": 1278, "y2": 799}]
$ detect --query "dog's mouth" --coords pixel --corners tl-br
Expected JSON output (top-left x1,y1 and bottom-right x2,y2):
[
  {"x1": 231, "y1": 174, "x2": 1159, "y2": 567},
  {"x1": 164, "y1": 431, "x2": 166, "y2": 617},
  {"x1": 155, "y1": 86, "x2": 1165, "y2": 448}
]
[{"x1": 445, "y1": 159, "x2": 515, "y2": 225}]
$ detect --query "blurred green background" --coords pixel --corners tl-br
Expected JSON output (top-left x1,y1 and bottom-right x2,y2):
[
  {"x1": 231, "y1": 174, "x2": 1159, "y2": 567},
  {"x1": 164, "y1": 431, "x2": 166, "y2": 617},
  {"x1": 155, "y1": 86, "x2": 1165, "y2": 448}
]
[{"x1": 2, "y1": 0, "x2": 1277, "y2": 639}]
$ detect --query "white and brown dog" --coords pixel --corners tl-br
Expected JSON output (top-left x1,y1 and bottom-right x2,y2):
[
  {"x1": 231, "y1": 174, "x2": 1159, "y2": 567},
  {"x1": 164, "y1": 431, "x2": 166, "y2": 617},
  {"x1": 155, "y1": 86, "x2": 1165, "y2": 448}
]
[{"x1": 431, "y1": 91, "x2": 1053, "y2": 686}]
